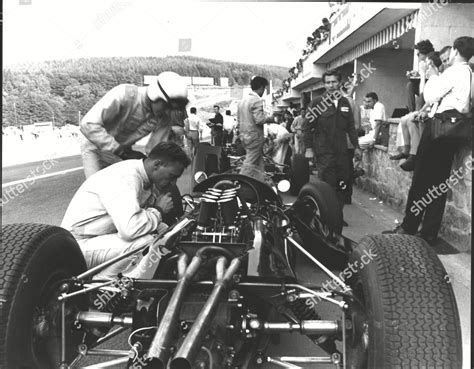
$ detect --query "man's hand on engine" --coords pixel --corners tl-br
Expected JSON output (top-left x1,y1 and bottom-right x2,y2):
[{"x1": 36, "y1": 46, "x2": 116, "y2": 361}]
[{"x1": 156, "y1": 193, "x2": 174, "y2": 214}]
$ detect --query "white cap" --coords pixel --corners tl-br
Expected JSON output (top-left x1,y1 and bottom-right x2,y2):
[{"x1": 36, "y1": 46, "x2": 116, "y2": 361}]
[{"x1": 147, "y1": 71, "x2": 188, "y2": 102}]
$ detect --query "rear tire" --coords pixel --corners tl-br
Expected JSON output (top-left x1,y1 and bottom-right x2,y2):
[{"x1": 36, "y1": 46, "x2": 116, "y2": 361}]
[
  {"x1": 1, "y1": 223, "x2": 87, "y2": 369},
  {"x1": 289, "y1": 154, "x2": 309, "y2": 195},
  {"x1": 346, "y1": 234, "x2": 462, "y2": 368}
]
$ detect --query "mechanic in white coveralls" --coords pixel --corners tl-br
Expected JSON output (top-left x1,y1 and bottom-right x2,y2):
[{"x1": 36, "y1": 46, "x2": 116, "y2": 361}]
[
  {"x1": 61, "y1": 142, "x2": 191, "y2": 279},
  {"x1": 79, "y1": 71, "x2": 189, "y2": 178},
  {"x1": 264, "y1": 121, "x2": 292, "y2": 167}
]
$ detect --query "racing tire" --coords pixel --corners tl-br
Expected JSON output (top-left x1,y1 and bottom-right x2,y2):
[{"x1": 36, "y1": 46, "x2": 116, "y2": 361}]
[
  {"x1": 346, "y1": 234, "x2": 462, "y2": 368},
  {"x1": 289, "y1": 154, "x2": 310, "y2": 195},
  {"x1": 0, "y1": 223, "x2": 87, "y2": 369},
  {"x1": 298, "y1": 181, "x2": 343, "y2": 234}
]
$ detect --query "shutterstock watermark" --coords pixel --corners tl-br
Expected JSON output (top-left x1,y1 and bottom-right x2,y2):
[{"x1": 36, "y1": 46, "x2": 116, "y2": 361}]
[
  {"x1": 304, "y1": 61, "x2": 377, "y2": 123},
  {"x1": 93, "y1": 1, "x2": 134, "y2": 30},
  {"x1": 410, "y1": 155, "x2": 472, "y2": 217},
  {"x1": 93, "y1": 275, "x2": 133, "y2": 310},
  {"x1": 406, "y1": 0, "x2": 448, "y2": 29},
  {"x1": 305, "y1": 248, "x2": 378, "y2": 309},
  {"x1": 1, "y1": 157, "x2": 59, "y2": 207}
]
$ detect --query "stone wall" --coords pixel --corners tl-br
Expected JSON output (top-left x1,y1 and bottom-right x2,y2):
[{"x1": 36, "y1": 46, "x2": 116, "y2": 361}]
[{"x1": 356, "y1": 120, "x2": 472, "y2": 252}]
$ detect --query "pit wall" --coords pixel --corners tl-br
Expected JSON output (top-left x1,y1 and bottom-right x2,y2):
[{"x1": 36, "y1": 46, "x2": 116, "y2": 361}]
[{"x1": 356, "y1": 119, "x2": 471, "y2": 252}]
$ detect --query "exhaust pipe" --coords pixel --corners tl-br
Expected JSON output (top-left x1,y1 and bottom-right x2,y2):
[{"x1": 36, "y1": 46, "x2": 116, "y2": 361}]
[
  {"x1": 169, "y1": 257, "x2": 242, "y2": 369},
  {"x1": 146, "y1": 253, "x2": 201, "y2": 368},
  {"x1": 147, "y1": 247, "x2": 235, "y2": 368}
]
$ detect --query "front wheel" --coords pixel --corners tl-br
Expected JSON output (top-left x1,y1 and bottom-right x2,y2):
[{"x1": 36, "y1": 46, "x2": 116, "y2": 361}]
[
  {"x1": 345, "y1": 234, "x2": 462, "y2": 368},
  {"x1": 1, "y1": 223, "x2": 87, "y2": 369}
]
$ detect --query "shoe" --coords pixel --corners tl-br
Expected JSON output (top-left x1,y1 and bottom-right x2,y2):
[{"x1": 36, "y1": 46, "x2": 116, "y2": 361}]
[
  {"x1": 342, "y1": 220, "x2": 348, "y2": 227},
  {"x1": 382, "y1": 225, "x2": 411, "y2": 235},
  {"x1": 389, "y1": 152, "x2": 409, "y2": 160},
  {"x1": 400, "y1": 155, "x2": 416, "y2": 171},
  {"x1": 415, "y1": 232, "x2": 437, "y2": 246},
  {"x1": 353, "y1": 168, "x2": 365, "y2": 179}
]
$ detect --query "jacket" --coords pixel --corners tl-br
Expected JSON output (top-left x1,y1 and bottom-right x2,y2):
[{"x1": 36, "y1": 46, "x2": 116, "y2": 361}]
[
  {"x1": 304, "y1": 94, "x2": 359, "y2": 155},
  {"x1": 80, "y1": 84, "x2": 170, "y2": 153},
  {"x1": 237, "y1": 91, "x2": 266, "y2": 135}
]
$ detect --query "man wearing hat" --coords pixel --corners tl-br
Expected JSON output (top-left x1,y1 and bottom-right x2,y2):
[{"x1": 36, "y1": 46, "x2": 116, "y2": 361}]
[{"x1": 79, "y1": 71, "x2": 189, "y2": 178}]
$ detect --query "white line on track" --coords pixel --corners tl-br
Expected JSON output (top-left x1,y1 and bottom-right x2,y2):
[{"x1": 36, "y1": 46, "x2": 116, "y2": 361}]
[{"x1": 2, "y1": 167, "x2": 84, "y2": 188}]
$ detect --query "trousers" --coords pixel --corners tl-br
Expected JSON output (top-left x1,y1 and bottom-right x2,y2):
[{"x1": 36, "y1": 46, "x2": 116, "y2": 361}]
[
  {"x1": 79, "y1": 233, "x2": 156, "y2": 279},
  {"x1": 401, "y1": 123, "x2": 460, "y2": 238}
]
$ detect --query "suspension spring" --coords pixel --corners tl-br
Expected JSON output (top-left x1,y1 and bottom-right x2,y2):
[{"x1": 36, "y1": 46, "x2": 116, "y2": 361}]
[{"x1": 288, "y1": 299, "x2": 320, "y2": 321}]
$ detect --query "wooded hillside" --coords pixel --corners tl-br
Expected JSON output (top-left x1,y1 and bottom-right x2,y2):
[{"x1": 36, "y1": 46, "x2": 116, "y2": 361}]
[{"x1": 2, "y1": 56, "x2": 288, "y2": 126}]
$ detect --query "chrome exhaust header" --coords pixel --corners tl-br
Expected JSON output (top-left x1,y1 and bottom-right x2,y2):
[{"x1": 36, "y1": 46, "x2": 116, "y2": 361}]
[{"x1": 169, "y1": 257, "x2": 242, "y2": 369}]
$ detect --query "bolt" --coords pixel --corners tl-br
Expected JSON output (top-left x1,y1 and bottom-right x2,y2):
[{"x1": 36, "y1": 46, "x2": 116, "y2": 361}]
[
  {"x1": 59, "y1": 283, "x2": 69, "y2": 293},
  {"x1": 331, "y1": 353, "x2": 341, "y2": 364},
  {"x1": 286, "y1": 294, "x2": 297, "y2": 303},
  {"x1": 228, "y1": 290, "x2": 240, "y2": 300},
  {"x1": 78, "y1": 343, "x2": 88, "y2": 355},
  {"x1": 256, "y1": 356, "x2": 264, "y2": 365},
  {"x1": 345, "y1": 319, "x2": 353, "y2": 330},
  {"x1": 120, "y1": 289, "x2": 130, "y2": 298}
]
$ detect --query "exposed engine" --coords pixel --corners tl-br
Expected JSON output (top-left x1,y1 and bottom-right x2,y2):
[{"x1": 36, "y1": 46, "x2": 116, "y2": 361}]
[{"x1": 192, "y1": 182, "x2": 250, "y2": 245}]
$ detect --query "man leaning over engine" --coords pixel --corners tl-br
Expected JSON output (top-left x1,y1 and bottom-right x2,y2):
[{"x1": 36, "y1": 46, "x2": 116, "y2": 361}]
[
  {"x1": 61, "y1": 142, "x2": 191, "y2": 279},
  {"x1": 79, "y1": 71, "x2": 189, "y2": 178}
]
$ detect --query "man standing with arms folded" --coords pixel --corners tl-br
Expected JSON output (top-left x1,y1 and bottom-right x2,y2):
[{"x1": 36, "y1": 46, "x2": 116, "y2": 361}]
[
  {"x1": 79, "y1": 71, "x2": 189, "y2": 178},
  {"x1": 384, "y1": 36, "x2": 473, "y2": 245},
  {"x1": 304, "y1": 70, "x2": 361, "y2": 212},
  {"x1": 208, "y1": 105, "x2": 224, "y2": 146},
  {"x1": 291, "y1": 107, "x2": 307, "y2": 155},
  {"x1": 237, "y1": 76, "x2": 269, "y2": 182}
]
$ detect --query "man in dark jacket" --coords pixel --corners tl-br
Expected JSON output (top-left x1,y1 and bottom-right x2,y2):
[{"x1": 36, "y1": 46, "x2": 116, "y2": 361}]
[
  {"x1": 304, "y1": 70, "x2": 361, "y2": 210},
  {"x1": 209, "y1": 105, "x2": 224, "y2": 146}
]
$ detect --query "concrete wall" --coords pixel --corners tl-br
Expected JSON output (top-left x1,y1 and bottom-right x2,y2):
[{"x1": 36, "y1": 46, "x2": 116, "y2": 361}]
[
  {"x1": 415, "y1": 3, "x2": 474, "y2": 55},
  {"x1": 356, "y1": 121, "x2": 472, "y2": 252},
  {"x1": 354, "y1": 48, "x2": 413, "y2": 117}
]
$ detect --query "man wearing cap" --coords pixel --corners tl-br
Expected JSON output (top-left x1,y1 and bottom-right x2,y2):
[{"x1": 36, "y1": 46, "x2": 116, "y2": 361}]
[{"x1": 79, "y1": 71, "x2": 189, "y2": 178}]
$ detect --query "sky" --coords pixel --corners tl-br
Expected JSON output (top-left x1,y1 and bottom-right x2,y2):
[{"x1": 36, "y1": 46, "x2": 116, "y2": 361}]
[{"x1": 3, "y1": 0, "x2": 332, "y2": 68}]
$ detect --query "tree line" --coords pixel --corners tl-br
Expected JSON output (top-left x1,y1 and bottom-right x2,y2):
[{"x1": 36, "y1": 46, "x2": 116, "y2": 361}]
[{"x1": 2, "y1": 56, "x2": 287, "y2": 127}]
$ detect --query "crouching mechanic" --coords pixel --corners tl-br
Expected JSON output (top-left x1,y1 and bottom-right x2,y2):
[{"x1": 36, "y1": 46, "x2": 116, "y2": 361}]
[
  {"x1": 264, "y1": 121, "x2": 292, "y2": 167},
  {"x1": 61, "y1": 142, "x2": 191, "y2": 279},
  {"x1": 79, "y1": 71, "x2": 189, "y2": 178}
]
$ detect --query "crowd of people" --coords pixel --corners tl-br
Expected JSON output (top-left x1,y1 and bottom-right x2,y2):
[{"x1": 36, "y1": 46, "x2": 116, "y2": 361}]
[
  {"x1": 59, "y1": 35, "x2": 472, "y2": 279},
  {"x1": 383, "y1": 36, "x2": 473, "y2": 245},
  {"x1": 274, "y1": 16, "x2": 333, "y2": 100}
]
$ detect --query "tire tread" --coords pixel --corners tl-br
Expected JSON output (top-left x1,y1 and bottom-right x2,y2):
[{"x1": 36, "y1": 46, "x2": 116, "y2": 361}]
[{"x1": 353, "y1": 234, "x2": 462, "y2": 368}]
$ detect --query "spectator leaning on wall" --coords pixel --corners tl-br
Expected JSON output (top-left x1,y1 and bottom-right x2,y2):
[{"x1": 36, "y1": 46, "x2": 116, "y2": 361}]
[
  {"x1": 384, "y1": 36, "x2": 474, "y2": 246},
  {"x1": 406, "y1": 39, "x2": 435, "y2": 112}
]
